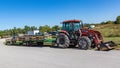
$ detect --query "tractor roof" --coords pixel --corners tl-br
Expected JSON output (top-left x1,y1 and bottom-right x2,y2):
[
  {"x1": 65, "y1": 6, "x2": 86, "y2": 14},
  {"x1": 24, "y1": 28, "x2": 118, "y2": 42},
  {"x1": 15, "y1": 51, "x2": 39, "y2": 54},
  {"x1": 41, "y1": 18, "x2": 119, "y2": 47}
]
[{"x1": 62, "y1": 20, "x2": 80, "y2": 23}]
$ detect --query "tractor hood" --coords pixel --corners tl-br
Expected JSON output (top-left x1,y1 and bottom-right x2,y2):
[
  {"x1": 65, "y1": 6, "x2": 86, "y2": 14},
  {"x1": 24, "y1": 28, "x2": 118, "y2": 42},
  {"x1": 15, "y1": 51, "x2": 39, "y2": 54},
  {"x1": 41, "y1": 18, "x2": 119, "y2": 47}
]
[
  {"x1": 80, "y1": 28, "x2": 103, "y2": 42},
  {"x1": 59, "y1": 30, "x2": 69, "y2": 36},
  {"x1": 80, "y1": 28, "x2": 101, "y2": 35}
]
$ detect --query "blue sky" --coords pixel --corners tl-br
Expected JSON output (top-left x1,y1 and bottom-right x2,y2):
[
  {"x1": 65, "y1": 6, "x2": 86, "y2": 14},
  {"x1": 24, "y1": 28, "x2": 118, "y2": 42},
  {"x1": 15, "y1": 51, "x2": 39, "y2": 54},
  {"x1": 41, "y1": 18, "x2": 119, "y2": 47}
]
[{"x1": 0, "y1": 0, "x2": 120, "y2": 30}]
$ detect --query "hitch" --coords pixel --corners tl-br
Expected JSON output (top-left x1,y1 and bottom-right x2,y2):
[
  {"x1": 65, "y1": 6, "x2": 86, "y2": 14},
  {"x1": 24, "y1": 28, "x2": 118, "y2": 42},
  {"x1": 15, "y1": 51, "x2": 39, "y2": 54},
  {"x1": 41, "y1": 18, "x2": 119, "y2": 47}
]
[{"x1": 99, "y1": 41, "x2": 116, "y2": 51}]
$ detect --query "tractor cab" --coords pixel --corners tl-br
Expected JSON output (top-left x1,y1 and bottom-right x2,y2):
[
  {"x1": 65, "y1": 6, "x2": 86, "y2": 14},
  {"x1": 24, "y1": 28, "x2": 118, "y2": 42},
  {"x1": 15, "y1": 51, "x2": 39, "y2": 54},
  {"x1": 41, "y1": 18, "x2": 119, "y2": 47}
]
[
  {"x1": 61, "y1": 20, "x2": 83, "y2": 39},
  {"x1": 62, "y1": 20, "x2": 83, "y2": 32}
]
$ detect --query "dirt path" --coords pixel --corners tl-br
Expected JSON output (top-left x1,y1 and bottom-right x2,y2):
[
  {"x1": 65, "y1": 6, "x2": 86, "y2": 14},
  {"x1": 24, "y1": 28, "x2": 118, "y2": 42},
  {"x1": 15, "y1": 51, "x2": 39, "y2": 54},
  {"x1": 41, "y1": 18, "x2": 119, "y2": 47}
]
[{"x1": 0, "y1": 39, "x2": 120, "y2": 68}]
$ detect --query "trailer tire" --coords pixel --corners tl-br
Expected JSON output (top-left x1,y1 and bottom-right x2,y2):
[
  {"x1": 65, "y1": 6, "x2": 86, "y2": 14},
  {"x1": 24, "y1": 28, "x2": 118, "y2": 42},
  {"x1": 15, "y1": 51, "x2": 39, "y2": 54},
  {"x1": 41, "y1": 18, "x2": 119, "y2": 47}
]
[
  {"x1": 26, "y1": 41, "x2": 33, "y2": 46},
  {"x1": 37, "y1": 42, "x2": 43, "y2": 46}
]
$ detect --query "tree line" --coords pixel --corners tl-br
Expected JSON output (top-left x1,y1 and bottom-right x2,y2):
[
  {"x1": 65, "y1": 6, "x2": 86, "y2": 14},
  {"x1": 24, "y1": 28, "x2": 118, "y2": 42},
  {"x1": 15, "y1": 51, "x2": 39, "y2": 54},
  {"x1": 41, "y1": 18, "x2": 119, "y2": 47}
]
[
  {"x1": 0, "y1": 25, "x2": 61, "y2": 37},
  {"x1": 100, "y1": 16, "x2": 120, "y2": 24},
  {"x1": 0, "y1": 16, "x2": 120, "y2": 37}
]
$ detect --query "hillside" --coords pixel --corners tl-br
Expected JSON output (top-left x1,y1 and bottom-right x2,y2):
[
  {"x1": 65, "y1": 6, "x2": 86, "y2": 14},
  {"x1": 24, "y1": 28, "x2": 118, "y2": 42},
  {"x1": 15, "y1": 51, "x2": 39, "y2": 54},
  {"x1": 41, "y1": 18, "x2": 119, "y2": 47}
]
[{"x1": 93, "y1": 24, "x2": 120, "y2": 37}]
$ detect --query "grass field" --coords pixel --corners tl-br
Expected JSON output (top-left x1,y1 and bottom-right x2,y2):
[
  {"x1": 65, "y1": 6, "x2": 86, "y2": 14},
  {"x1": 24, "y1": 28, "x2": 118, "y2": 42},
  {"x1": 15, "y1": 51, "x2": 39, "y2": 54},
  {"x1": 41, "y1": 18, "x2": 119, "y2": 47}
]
[
  {"x1": 93, "y1": 24, "x2": 120, "y2": 37},
  {"x1": 104, "y1": 37, "x2": 120, "y2": 45}
]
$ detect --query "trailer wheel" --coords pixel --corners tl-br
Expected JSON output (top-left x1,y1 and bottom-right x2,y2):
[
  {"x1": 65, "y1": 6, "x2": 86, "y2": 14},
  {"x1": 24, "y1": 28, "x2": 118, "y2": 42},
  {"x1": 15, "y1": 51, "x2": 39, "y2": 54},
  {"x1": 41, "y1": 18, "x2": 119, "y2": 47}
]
[
  {"x1": 26, "y1": 41, "x2": 29, "y2": 46},
  {"x1": 37, "y1": 42, "x2": 43, "y2": 46},
  {"x1": 57, "y1": 33, "x2": 70, "y2": 48},
  {"x1": 78, "y1": 36, "x2": 91, "y2": 50},
  {"x1": 26, "y1": 41, "x2": 33, "y2": 46},
  {"x1": 5, "y1": 42, "x2": 8, "y2": 45}
]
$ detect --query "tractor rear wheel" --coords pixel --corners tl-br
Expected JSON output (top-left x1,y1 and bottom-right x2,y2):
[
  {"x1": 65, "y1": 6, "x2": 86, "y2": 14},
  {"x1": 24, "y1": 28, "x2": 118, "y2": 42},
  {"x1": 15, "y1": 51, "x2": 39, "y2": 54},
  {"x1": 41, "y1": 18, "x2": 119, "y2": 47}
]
[
  {"x1": 78, "y1": 36, "x2": 91, "y2": 50},
  {"x1": 57, "y1": 33, "x2": 70, "y2": 48}
]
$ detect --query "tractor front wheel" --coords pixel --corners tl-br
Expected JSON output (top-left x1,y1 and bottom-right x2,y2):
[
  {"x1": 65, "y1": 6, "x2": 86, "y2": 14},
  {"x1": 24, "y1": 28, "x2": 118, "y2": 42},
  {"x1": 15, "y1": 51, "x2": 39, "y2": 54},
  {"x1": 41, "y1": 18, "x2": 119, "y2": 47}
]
[
  {"x1": 57, "y1": 33, "x2": 70, "y2": 48},
  {"x1": 78, "y1": 36, "x2": 91, "y2": 50}
]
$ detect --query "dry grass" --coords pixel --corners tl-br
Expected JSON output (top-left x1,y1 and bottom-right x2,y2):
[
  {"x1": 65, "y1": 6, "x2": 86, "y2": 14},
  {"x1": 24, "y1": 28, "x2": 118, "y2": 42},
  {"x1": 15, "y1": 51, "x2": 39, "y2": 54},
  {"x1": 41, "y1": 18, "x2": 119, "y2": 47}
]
[
  {"x1": 93, "y1": 24, "x2": 120, "y2": 37},
  {"x1": 104, "y1": 37, "x2": 120, "y2": 44}
]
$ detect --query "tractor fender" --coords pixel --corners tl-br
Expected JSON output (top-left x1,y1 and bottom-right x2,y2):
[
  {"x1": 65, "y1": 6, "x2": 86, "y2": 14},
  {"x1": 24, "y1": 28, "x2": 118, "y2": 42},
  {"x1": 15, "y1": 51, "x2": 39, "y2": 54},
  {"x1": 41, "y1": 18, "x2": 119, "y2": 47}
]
[
  {"x1": 59, "y1": 30, "x2": 69, "y2": 37},
  {"x1": 79, "y1": 29, "x2": 103, "y2": 48}
]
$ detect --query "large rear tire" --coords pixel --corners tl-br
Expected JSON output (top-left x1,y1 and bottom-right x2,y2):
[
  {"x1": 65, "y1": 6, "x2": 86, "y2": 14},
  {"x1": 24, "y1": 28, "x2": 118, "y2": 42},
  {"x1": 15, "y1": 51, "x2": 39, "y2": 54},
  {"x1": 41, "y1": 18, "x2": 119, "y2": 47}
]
[
  {"x1": 78, "y1": 36, "x2": 91, "y2": 50},
  {"x1": 57, "y1": 33, "x2": 70, "y2": 48}
]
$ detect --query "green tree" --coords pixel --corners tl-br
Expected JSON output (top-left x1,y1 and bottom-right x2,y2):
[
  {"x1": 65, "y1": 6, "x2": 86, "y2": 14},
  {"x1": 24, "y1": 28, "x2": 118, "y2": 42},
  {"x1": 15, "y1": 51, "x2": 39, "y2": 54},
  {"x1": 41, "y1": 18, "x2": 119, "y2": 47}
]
[
  {"x1": 24, "y1": 25, "x2": 31, "y2": 33},
  {"x1": 106, "y1": 20, "x2": 113, "y2": 24},
  {"x1": 30, "y1": 26, "x2": 37, "y2": 30},
  {"x1": 17, "y1": 28, "x2": 24, "y2": 34},
  {"x1": 115, "y1": 16, "x2": 120, "y2": 24},
  {"x1": 39, "y1": 25, "x2": 52, "y2": 32},
  {"x1": 52, "y1": 25, "x2": 61, "y2": 31},
  {"x1": 100, "y1": 21, "x2": 106, "y2": 24},
  {"x1": 12, "y1": 27, "x2": 17, "y2": 36}
]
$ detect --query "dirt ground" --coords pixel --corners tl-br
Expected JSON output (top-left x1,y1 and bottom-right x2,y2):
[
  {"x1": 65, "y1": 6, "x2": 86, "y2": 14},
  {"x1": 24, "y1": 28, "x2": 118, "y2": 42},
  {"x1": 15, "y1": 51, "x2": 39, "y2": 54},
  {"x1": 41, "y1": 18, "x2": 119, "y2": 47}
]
[{"x1": 0, "y1": 39, "x2": 120, "y2": 68}]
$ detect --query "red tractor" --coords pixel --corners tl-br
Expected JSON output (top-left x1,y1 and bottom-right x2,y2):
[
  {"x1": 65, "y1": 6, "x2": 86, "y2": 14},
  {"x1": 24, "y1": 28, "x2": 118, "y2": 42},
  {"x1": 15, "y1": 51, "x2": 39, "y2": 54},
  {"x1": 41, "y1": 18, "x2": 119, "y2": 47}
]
[{"x1": 57, "y1": 20, "x2": 114, "y2": 50}]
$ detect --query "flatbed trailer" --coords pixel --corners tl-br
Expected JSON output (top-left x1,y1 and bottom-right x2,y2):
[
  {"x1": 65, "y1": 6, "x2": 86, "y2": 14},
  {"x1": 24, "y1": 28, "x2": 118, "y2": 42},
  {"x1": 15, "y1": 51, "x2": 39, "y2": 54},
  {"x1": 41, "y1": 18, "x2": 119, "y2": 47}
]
[
  {"x1": 43, "y1": 37, "x2": 56, "y2": 46},
  {"x1": 5, "y1": 34, "x2": 57, "y2": 46}
]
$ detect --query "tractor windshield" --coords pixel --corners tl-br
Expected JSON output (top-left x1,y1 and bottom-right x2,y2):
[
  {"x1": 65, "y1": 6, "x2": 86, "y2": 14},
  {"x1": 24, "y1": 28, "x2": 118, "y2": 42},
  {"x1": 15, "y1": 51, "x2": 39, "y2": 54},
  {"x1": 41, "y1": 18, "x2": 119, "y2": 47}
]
[
  {"x1": 74, "y1": 23, "x2": 81, "y2": 31},
  {"x1": 62, "y1": 22, "x2": 81, "y2": 32}
]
